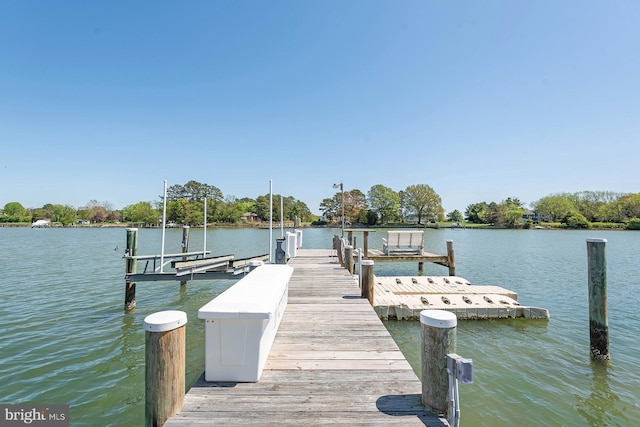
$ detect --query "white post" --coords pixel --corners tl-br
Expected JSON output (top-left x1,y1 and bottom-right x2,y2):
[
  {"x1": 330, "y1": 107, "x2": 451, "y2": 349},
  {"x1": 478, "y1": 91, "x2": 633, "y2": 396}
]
[
  {"x1": 269, "y1": 180, "x2": 273, "y2": 264},
  {"x1": 160, "y1": 180, "x2": 168, "y2": 273},
  {"x1": 203, "y1": 197, "x2": 207, "y2": 257},
  {"x1": 357, "y1": 247, "x2": 363, "y2": 289}
]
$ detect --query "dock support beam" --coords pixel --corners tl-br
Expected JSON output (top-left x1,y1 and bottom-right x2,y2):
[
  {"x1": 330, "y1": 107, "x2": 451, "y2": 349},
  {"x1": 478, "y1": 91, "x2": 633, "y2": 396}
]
[
  {"x1": 446, "y1": 240, "x2": 456, "y2": 276},
  {"x1": 361, "y1": 260, "x2": 374, "y2": 305},
  {"x1": 144, "y1": 311, "x2": 187, "y2": 427},
  {"x1": 345, "y1": 245, "x2": 354, "y2": 274},
  {"x1": 587, "y1": 238, "x2": 609, "y2": 361},
  {"x1": 180, "y1": 226, "x2": 190, "y2": 287},
  {"x1": 124, "y1": 228, "x2": 138, "y2": 311},
  {"x1": 421, "y1": 310, "x2": 457, "y2": 416}
]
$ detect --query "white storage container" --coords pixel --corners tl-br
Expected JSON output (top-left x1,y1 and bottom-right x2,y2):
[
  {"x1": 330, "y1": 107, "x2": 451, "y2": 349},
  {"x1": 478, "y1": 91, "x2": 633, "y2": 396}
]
[
  {"x1": 295, "y1": 229, "x2": 303, "y2": 248},
  {"x1": 286, "y1": 231, "x2": 297, "y2": 258},
  {"x1": 198, "y1": 264, "x2": 294, "y2": 382}
]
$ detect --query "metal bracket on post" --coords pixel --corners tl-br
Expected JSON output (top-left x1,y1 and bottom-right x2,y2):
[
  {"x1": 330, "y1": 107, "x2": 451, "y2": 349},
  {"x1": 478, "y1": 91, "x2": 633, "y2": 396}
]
[{"x1": 446, "y1": 353, "x2": 474, "y2": 427}]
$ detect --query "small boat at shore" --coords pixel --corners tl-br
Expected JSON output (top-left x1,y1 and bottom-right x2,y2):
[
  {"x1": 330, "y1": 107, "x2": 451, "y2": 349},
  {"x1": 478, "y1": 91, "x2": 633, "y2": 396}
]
[{"x1": 31, "y1": 219, "x2": 50, "y2": 228}]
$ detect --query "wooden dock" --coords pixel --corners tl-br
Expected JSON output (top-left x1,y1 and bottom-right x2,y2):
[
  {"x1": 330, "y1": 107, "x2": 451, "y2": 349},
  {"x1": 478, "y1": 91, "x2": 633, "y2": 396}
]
[{"x1": 164, "y1": 249, "x2": 448, "y2": 426}]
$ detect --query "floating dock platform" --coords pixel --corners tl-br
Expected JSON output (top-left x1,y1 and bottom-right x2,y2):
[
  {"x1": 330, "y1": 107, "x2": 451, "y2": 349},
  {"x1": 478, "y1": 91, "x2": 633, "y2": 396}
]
[{"x1": 372, "y1": 275, "x2": 549, "y2": 320}]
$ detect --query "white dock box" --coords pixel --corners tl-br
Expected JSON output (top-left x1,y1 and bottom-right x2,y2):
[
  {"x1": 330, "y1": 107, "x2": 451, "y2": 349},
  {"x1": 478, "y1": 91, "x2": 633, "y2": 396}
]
[
  {"x1": 295, "y1": 229, "x2": 303, "y2": 248},
  {"x1": 286, "y1": 231, "x2": 297, "y2": 258},
  {"x1": 198, "y1": 264, "x2": 294, "y2": 382}
]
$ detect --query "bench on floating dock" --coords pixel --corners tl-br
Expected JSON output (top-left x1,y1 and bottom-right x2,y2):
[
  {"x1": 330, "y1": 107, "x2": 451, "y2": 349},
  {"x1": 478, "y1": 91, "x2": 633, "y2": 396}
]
[
  {"x1": 382, "y1": 230, "x2": 424, "y2": 255},
  {"x1": 198, "y1": 264, "x2": 294, "y2": 382}
]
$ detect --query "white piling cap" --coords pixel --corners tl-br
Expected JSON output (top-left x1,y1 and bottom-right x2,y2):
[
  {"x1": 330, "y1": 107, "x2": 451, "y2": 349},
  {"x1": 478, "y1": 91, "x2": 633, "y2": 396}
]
[
  {"x1": 144, "y1": 310, "x2": 188, "y2": 333},
  {"x1": 361, "y1": 260, "x2": 374, "y2": 266},
  {"x1": 420, "y1": 310, "x2": 457, "y2": 328},
  {"x1": 586, "y1": 238, "x2": 607, "y2": 243},
  {"x1": 249, "y1": 260, "x2": 264, "y2": 267}
]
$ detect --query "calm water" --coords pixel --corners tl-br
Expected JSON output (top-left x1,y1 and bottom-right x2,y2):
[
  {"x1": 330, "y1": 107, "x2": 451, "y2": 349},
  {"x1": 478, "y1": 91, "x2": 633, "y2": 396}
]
[{"x1": 1, "y1": 227, "x2": 638, "y2": 426}]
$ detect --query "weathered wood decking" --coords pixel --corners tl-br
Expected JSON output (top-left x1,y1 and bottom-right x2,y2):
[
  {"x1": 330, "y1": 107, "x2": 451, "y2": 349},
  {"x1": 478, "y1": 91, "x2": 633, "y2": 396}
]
[{"x1": 164, "y1": 249, "x2": 448, "y2": 426}]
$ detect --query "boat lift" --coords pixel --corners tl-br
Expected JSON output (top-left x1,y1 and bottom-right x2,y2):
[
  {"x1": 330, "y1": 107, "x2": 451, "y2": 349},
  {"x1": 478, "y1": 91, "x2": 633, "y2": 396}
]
[{"x1": 122, "y1": 180, "x2": 271, "y2": 310}]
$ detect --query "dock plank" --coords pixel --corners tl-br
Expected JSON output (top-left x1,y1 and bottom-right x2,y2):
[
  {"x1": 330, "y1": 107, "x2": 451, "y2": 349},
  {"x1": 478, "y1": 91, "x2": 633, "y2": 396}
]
[{"x1": 165, "y1": 249, "x2": 448, "y2": 427}]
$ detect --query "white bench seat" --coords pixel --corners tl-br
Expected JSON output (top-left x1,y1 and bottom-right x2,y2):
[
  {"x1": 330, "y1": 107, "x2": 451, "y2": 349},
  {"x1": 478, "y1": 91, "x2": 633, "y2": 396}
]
[{"x1": 382, "y1": 230, "x2": 424, "y2": 255}]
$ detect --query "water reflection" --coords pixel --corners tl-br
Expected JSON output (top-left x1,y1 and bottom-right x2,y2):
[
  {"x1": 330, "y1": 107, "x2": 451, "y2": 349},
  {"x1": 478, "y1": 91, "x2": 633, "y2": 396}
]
[{"x1": 576, "y1": 362, "x2": 626, "y2": 426}]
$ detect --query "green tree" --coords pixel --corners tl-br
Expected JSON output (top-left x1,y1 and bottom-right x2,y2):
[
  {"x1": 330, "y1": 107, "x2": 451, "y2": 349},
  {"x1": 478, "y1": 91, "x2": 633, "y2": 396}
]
[
  {"x1": 166, "y1": 180, "x2": 224, "y2": 202},
  {"x1": 446, "y1": 210, "x2": 464, "y2": 223},
  {"x1": 402, "y1": 184, "x2": 443, "y2": 224},
  {"x1": 533, "y1": 194, "x2": 577, "y2": 222},
  {"x1": 367, "y1": 184, "x2": 400, "y2": 224},
  {"x1": 563, "y1": 213, "x2": 590, "y2": 229},
  {"x1": 122, "y1": 202, "x2": 158, "y2": 225},
  {"x1": 344, "y1": 189, "x2": 367, "y2": 224},
  {"x1": 502, "y1": 197, "x2": 526, "y2": 228},
  {"x1": 319, "y1": 197, "x2": 337, "y2": 221},
  {"x1": 465, "y1": 202, "x2": 488, "y2": 224},
  {"x1": 2, "y1": 202, "x2": 29, "y2": 222}
]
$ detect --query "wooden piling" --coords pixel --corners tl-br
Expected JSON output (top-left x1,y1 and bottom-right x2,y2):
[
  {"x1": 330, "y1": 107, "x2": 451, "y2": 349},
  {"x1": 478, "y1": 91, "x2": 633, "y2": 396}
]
[
  {"x1": 361, "y1": 260, "x2": 374, "y2": 305},
  {"x1": 144, "y1": 310, "x2": 187, "y2": 427},
  {"x1": 421, "y1": 310, "x2": 457, "y2": 415},
  {"x1": 587, "y1": 238, "x2": 609, "y2": 361},
  {"x1": 124, "y1": 228, "x2": 138, "y2": 311},
  {"x1": 336, "y1": 237, "x2": 345, "y2": 267},
  {"x1": 180, "y1": 226, "x2": 190, "y2": 287},
  {"x1": 446, "y1": 240, "x2": 456, "y2": 276},
  {"x1": 344, "y1": 245, "x2": 354, "y2": 274}
]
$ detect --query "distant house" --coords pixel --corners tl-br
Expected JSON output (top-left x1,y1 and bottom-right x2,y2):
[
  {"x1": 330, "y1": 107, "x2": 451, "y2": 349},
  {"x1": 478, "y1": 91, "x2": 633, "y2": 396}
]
[
  {"x1": 522, "y1": 210, "x2": 548, "y2": 222},
  {"x1": 241, "y1": 212, "x2": 259, "y2": 223},
  {"x1": 76, "y1": 219, "x2": 90, "y2": 225}
]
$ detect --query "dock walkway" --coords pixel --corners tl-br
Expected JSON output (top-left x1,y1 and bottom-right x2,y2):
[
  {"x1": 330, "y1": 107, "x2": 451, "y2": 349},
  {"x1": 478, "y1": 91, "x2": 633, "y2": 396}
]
[{"x1": 165, "y1": 249, "x2": 448, "y2": 426}]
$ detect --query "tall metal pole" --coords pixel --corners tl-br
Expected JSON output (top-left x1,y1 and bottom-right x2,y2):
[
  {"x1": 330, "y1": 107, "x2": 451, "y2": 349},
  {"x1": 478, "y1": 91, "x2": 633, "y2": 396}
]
[
  {"x1": 269, "y1": 180, "x2": 273, "y2": 264},
  {"x1": 341, "y1": 183, "x2": 345, "y2": 237},
  {"x1": 333, "y1": 182, "x2": 345, "y2": 237},
  {"x1": 160, "y1": 180, "x2": 167, "y2": 273},
  {"x1": 203, "y1": 197, "x2": 207, "y2": 257}
]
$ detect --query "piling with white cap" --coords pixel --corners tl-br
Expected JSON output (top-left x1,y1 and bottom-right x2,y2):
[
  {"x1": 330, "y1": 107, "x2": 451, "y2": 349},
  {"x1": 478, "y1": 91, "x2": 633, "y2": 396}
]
[
  {"x1": 420, "y1": 309, "x2": 457, "y2": 415},
  {"x1": 144, "y1": 310, "x2": 188, "y2": 427}
]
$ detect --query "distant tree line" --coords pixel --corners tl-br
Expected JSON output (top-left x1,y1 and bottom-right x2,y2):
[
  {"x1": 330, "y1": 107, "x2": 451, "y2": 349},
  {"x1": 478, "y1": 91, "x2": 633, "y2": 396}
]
[
  {"x1": 3, "y1": 182, "x2": 639, "y2": 230},
  {"x1": 1, "y1": 180, "x2": 314, "y2": 226},
  {"x1": 320, "y1": 183, "x2": 444, "y2": 225},
  {"x1": 464, "y1": 191, "x2": 640, "y2": 229}
]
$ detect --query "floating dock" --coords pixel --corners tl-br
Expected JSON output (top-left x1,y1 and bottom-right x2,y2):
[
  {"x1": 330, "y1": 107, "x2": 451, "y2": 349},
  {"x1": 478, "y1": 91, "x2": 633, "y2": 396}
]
[
  {"x1": 164, "y1": 249, "x2": 448, "y2": 426},
  {"x1": 372, "y1": 275, "x2": 549, "y2": 320}
]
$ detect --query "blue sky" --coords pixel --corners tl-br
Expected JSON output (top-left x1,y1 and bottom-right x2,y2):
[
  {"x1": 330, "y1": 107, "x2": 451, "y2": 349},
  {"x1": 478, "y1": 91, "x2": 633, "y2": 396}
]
[{"x1": 1, "y1": 1, "x2": 638, "y2": 215}]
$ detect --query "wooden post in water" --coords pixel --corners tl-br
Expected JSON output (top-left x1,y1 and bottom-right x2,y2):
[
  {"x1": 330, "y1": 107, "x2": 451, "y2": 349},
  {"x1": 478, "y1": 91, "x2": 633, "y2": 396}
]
[
  {"x1": 421, "y1": 310, "x2": 457, "y2": 416},
  {"x1": 587, "y1": 238, "x2": 610, "y2": 361},
  {"x1": 344, "y1": 245, "x2": 354, "y2": 274},
  {"x1": 361, "y1": 260, "x2": 374, "y2": 305},
  {"x1": 180, "y1": 226, "x2": 190, "y2": 287},
  {"x1": 124, "y1": 228, "x2": 138, "y2": 311},
  {"x1": 446, "y1": 240, "x2": 456, "y2": 276},
  {"x1": 144, "y1": 310, "x2": 187, "y2": 427}
]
